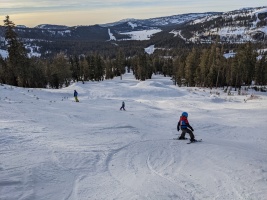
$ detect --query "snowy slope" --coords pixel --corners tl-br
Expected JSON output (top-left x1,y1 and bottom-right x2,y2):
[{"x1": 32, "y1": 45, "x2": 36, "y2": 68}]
[{"x1": 0, "y1": 73, "x2": 267, "y2": 200}]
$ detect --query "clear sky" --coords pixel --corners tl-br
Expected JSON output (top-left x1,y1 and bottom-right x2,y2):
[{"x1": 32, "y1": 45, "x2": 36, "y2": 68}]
[{"x1": 0, "y1": 0, "x2": 266, "y2": 27}]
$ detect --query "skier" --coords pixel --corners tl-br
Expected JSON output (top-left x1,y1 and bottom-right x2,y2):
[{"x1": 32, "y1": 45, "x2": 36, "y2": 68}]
[
  {"x1": 120, "y1": 101, "x2": 125, "y2": 111},
  {"x1": 74, "y1": 90, "x2": 79, "y2": 102},
  {"x1": 177, "y1": 112, "x2": 196, "y2": 142}
]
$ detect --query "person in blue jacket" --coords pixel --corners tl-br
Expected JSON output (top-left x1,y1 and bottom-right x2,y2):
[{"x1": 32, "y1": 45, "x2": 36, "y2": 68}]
[
  {"x1": 177, "y1": 112, "x2": 196, "y2": 142},
  {"x1": 74, "y1": 90, "x2": 79, "y2": 102}
]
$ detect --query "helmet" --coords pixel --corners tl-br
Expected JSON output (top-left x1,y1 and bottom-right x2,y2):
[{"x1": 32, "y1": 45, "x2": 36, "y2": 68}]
[{"x1": 182, "y1": 112, "x2": 188, "y2": 117}]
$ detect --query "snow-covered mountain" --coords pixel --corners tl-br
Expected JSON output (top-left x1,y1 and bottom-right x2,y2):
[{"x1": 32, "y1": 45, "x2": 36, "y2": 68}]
[
  {"x1": 0, "y1": 12, "x2": 219, "y2": 42},
  {"x1": 101, "y1": 12, "x2": 220, "y2": 27},
  {"x1": 173, "y1": 7, "x2": 267, "y2": 43},
  {"x1": 0, "y1": 6, "x2": 266, "y2": 57}
]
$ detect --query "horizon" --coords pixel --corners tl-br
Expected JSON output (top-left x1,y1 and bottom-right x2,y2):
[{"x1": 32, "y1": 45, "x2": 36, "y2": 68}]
[{"x1": 1, "y1": 0, "x2": 266, "y2": 27}]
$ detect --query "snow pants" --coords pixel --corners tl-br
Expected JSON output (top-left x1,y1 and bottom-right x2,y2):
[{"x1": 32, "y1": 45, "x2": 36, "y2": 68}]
[
  {"x1": 180, "y1": 128, "x2": 195, "y2": 139},
  {"x1": 74, "y1": 96, "x2": 79, "y2": 102}
]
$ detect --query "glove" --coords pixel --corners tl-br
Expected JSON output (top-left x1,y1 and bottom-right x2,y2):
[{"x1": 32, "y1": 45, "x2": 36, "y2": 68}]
[
  {"x1": 191, "y1": 128, "x2": 194, "y2": 132},
  {"x1": 177, "y1": 128, "x2": 180, "y2": 131}
]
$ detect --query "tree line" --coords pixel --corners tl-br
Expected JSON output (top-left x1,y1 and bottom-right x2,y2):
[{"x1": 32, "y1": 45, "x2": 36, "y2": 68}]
[{"x1": 0, "y1": 16, "x2": 266, "y2": 90}]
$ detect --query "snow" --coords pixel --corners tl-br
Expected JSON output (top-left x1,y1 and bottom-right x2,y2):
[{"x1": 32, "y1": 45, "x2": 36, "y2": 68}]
[
  {"x1": 108, "y1": 29, "x2": 116, "y2": 41},
  {"x1": 0, "y1": 48, "x2": 41, "y2": 58},
  {"x1": 253, "y1": 7, "x2": 267, "y2": 15},
  {"x1": 120, "y1": 29, "x2": 162, "y2": 41},
  {"x1": 224, "y1": 51, "x2": 236, "y2": 58},
  {"x1": 0, "y1": 49, "x2": 8, "y2": 59},
  {"x1": 127, "y1": 22, "x2": 138, "y2": 29},
  {"x1": 144, "y1": 45, "x2": 155, "y2": 55},
  {"x1": 170, "y1": 30, "x2": 179, "y2": 37},
  {"x1": 0, "y1": 73, "x2": 267, "y2": 200}
]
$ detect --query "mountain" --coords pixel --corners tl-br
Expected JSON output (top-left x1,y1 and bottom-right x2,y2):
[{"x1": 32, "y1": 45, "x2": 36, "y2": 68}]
[
  {"x1": 34, "y1": 24, "x2": 69, "y2": 30},
  {"x1": 173, "y1": 7, "x2": 267, "y2": 43},
  {"x1": 0, "y1": 6, "x2": 266, "y2": 57},
  {"x1": 101, "y1": 12, "x2": 220, "y2": 27},
  {"x1": 0, "y1": 12, "x2": 220, "y2": 42}
]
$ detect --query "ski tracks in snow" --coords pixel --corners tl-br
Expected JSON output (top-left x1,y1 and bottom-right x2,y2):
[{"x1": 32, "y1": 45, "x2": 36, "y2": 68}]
[
  {"x1": 106, "y1": 137, "x2": 267, "y2": 200},
  {"x1": 107, "y1": 139, "x2": 200, "y2": 199}
]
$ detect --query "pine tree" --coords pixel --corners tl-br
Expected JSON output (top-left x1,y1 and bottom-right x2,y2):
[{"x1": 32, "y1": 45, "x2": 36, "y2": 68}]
[
  {"x1": 214, "y1": 46, "x2": 225, "y2": 88},
  {"x1": 206, "y1": 44, "x2": 217, "y2": 87},
  {"x1": 162, "y1": 58, "x2": 173, "y2": 77},
  {"x1": 237, "y1": 42, "x2": 257, "y2": 85},
  {"x1": 231, "y1": 55, "x2": 242, "y2": 90},
  {"x1": 48, "y1": 53, "x2": 71, "y2": 88},
  {"x1": 199, "y1": 48, "x2": 210, "y2": 87},
  {"x1": 255, "y1": 55, "x2": 266, "y2": 85},
  {"x1": 86, "y1": 55, "x2": 96, "y2": 81},
  {"x1": 116, "y1": 49, "x2": 126, "y2": 80},
  {"x1": 81, "y1": 57, "x2": 89, "y2": 82},
  {"x1": 94, "y1": 54, "x2": 104, "y2": 81},
  {"x1": 137, "y1": 53, "x2": 147, "y2": 81},
  {"x1": 185, "y1": 48, "x2": 198, "y2": 86},
  {"x1": 69, "y1": 55, "x2": 81, "y2": 82},
  {"x1": 105, "y1": 58, "x2": 114, "y2": 80},
  {"x1": 4, "y1": 15, "x2": 29, "y2": 87}
]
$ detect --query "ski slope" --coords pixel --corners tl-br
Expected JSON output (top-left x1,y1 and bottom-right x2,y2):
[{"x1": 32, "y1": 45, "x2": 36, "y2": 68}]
[{"x1": 0, "y1": 73, "x2": 267, "y2": 200}]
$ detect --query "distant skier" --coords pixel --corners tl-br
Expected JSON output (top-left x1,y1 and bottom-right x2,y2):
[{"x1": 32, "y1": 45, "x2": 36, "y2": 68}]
[
  {"x1": 177, "y1": 112, "x2": 196, "y2": 142},
  {"x1": 74, "y1": 90, "x2": 79, "y2": 102},
  {"x1": 120, "y1": 101, "x2": 125, "y2": 111}
]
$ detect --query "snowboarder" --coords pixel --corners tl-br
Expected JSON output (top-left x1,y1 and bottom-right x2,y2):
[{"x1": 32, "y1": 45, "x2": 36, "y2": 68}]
[
  {"x1": 177, "y1": 112, "x2": 196, "y2": 142},
  {"x1": 120, "y1": 101, "x2": 125, "y2": 111},
  {"x1": 74, "y1": 90, "x2": 79, "y2": 102}
]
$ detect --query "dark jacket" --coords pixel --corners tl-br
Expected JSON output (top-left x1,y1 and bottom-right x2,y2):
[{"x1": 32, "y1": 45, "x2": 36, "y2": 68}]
[{"x1": 74, "y1": 90, "x2": 78, "y2": 97}]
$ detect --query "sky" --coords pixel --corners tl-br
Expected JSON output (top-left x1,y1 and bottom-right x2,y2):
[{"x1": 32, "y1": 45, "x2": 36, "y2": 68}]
[
  {"x1": 1, "y1": 72, "x2": 267, "y2": 199},
  {"x1": 0, "y1": 0, "x2": 266, "y2": 27}
]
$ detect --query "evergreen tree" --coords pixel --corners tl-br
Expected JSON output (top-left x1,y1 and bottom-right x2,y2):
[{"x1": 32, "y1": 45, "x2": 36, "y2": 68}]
[
  {"x1": 231, "y1": 55, "x2": 242, "y2": 90},
  {"x1": 137, "y1": 53, "x2": 147, "y2": 81},
  {"x1": 105, "y1": 59, "x2": 114, "y2": 80},
  {"x1": 27, "y1": 58, "x2": 47, "y2": 88},
  {"x1": 206, "y1": 44, "x2": 217, "y2": 87},
  {"x1": 69, "y1": 55, "x2": 81, "y2": 82},
  {"x1": 134, "y1": 53, "x2": 153, "y2": 81},
  {"x1": 237, "y1": 42, "x2": 257, "y2": 85},
  {"x1": 185, "y1": 48, "x2": 199, "y2": 86},
  {"x1": 173, "y1": 56, "x2": 186, "y2": 86},
  {"x1": 255, "y1": 55, "x2": 267, "y2": 85},
  {"x1": 86, "y1": 55, "x2": 96, "y2": 81},
  {"x1": 214, "y1": 46, "x2": 225, "y2": 88},
  {"x1": 115, "y1": 49, "x2": 126, "y2": 80},
  {"x1": 94, "y1": 54, "x2": 104, "y2": 81},
  {"x1": 4, "y1": 15, "x2": 29, "y2": 87},
  {"x1": 162, "y1": 58, "x2": 173, "y2": 77},
  {"x1": 48, "y1": 53, "x2": 71, "y2": 88},
  {"x1": 82, "y1": 58, "x2": 90, "y2": 81},
  {"x1": 199, "y1": 48, "x2": 210, "y2": 87}
]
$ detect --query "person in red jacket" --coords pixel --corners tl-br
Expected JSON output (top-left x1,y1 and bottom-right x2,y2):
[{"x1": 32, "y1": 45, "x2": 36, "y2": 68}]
[{"x1": 177, "y1": 112, "x2": 196, "y2": 142}]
